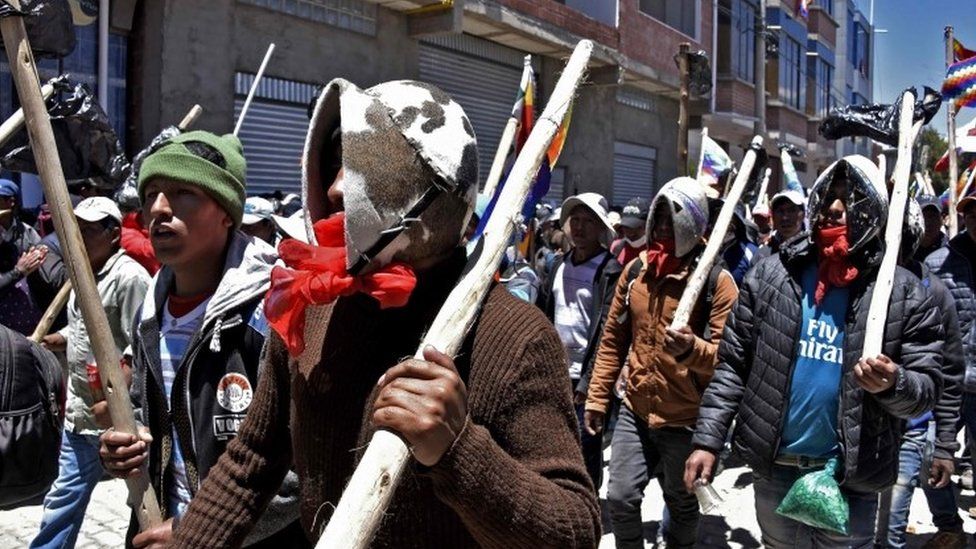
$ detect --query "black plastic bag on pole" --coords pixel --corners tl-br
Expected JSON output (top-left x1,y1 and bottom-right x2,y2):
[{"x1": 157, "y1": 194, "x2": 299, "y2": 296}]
[
  {"x1": 741, "y1": 139, "x2": 769, "y2": 207},
  {"x1": 113, "y1": 125, "x2": 183, "y2": 205},
  {"x1": 0, "y1": 0, "x2": 76, "y2": 59},
  {"x1": 818, "y1": 87, "x2": 942, "y2": 146},
  {"x1": 0, "y1": 78, "x2": 129, "y2": 189}
]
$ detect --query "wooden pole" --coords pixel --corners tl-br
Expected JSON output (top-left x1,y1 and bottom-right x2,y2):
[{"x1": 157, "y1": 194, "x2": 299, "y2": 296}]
[
  {"x1": 754, "y1": 167, "x2": 771, "y2": 210},
  {"x1": 0, "y1": 80, "x2": 55, "y2": 148},
  {"x1": 754, "y1": 0, "x2": 767, "y2": 137},
  {"x1": 0, "y1": 1, "x2": 163, "y2": 529},
  {"x1": 677, "y1": 43, "x2": 691, "y2": 176},
  {"x1": 695, "y1": 127, "x2": 708, "y2": 181},
  {"x1": 29, "y1": 280, "x2": 71, "y2": 343},
  {"x1": 482, "y1": 117, "x2": 518, "y2": 198},
  {"x1": 314, "y1": 40, "x2": 595, "y2": 549},
  {"x1": 671, "y1": 135, "x2": 762, "y2": 329},
  {"x1": 862, "y1": 92, "x2": 916, "y2": 358},
  {"x1": 178, "y1": 104, "x2": 203, "y2": 131},
  {"x1": 234, "y1": 43, "x2": 275, "y2": 137},
  {"x1": 946, "y1": 26, "x2": 960, "y2": 237}
]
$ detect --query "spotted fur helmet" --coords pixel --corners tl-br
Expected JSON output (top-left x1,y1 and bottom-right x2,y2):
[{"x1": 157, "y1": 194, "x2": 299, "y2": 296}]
[
  {"x1": 303, "y1": 78, "x2": 479, "y2": 274},
  {"x1": 647, "y1": 177, "x2": 710, "y2": 258},
  {"x1": 807, "y1": 155, "x2": 888, "y2": 254}
]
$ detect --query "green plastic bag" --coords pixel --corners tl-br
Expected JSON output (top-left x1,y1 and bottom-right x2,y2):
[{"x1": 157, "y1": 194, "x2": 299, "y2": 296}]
[{"x1": 775, "y1": 458, "x2": 849, "y2": 534}]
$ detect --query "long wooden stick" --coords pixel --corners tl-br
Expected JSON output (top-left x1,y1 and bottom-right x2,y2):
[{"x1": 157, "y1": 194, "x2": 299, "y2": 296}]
[
  {"x1": 670, "y1": 136, "x2": 762, "y2": 329},
  {"x1": 234, "y1": 43, "x2": 275, "y2": 137},
  {"x1": 0, "y1": 80, "x2": 55, "y2": 148},
  {"x1": 314, "y1": 40, "x2": 594, "y2": 549},
  {"x1": 178, "y1": 104, "x2": 203, "y2": 131},
  {"x1": 947, "y1": 27, "x2": 960, "y2": 238},
  {"x1": 862, "y1": 92, "x2": 915, "y2": 359},
  {"x1": 0, "y1": 1, "x2": 163, "y2": 529},
  {"x1": 29, "y1": 280, "x2": 71, "y2": 343},
  {"x1": 482, "y1": 117, "x2": 518, "y2": 198},
  {"x1": 695, "y1": 127, "x2": 708, "y2": 182}
]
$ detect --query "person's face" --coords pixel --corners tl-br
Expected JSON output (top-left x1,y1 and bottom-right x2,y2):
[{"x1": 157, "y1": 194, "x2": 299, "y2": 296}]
[
  {"x1": 143, "y1": 178, "x2": 233, "y2": 270},
  {"x1": 0, "y1": 195, "x2": 14, "y2": 225},
  {"x1": 772, "y1": 200, "x2": 803, "y2": 238},
  {"x1": 963, "y1": 203, "x2": 976, "y2": 240},
  {"x1": 241, "y1": 219, "x2": 277, "y2": 244},
  {"x1": 78, "y1": 218, "x2": 119, "y2": 268},
  {"x1": 567, "y1": 205, "x2": 603, "y2": 250},
  {"x1": 921, "y1": 206, "x2": 943, "y2": 236},
  {"x1": 818, "y1": 179, "x2": 848, "y2": 228},
  {"x1": 651, "y1": 203, "x2": 674, "y2": 244},
  {"x1": 620, "y1": 225, "x2": 645, "y2": 242}
]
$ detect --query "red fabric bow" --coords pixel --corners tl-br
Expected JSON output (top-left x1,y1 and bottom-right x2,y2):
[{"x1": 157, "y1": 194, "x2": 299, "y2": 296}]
[
  {"x1": 814, "y1": 225, "x2": 859, "y2": 305},
  {"x1": 643, "y1": 238, "x2": 683, "y2": 279},
  {"x1": 264, "y1": 213, "x2": 417, "y2": 357}
]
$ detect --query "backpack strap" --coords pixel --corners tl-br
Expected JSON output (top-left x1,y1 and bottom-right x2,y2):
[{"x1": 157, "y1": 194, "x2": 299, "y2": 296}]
[
  {"x1": 696, "y1": 262, "x2": 724, "y2": 341},
  {"x1": 615, "y1": 258, "x2": 645, "y2": 325}
]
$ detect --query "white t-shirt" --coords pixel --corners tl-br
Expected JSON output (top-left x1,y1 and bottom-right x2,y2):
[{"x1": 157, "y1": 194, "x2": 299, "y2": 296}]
[
  {"x1": 552, "y1": 251, "x2": 607, "y2": 380},
  {"x1": 159, "y1": 298, "x2": 210, "y2": 518}
]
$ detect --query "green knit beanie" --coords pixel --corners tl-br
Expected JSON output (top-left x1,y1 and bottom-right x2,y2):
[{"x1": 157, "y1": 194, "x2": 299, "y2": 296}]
[{"x1": 138, "y1": 131, "x2": 247, "y2": 227}]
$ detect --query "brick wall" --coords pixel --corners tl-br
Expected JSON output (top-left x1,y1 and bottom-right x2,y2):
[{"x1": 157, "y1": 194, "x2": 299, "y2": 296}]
[
  {"x1": 715, "y1": 78, "x2": 757, "y2": 118},
  {"x1": 769, "y1": 104, "x2": 808, "y2": 139},
  {"x1": 618, "y1": 0, "x2": 714, "y2": 80},
  {"x1": 808, "y1": 8, "x2": 837, "y2": 48},
  {"x1": 494, "y1": 0, "x2": 618, "y2": 47}
]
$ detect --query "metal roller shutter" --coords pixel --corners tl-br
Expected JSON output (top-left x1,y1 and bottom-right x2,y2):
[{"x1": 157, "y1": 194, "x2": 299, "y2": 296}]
[
  {"x1": 233, "y1": 73, "x2": 318, "y2": 197},
  {"x1": 612, "y1": 141, "x2": 657, "y2": 206},
  {"x1": 418, "y1": 36, "x2": 524, "y2": 188}
]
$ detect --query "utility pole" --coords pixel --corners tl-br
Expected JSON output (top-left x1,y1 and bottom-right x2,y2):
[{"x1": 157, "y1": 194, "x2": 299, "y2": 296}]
[
  {"x1": 677, "y1": 42, "x2": 691, "y2": 176},
  {"x1": 946, "y1": 25, "x2": 959, "y2": 237},
  {"x1": 754, "y1": 0, "x2": 767, "y2": 138}
]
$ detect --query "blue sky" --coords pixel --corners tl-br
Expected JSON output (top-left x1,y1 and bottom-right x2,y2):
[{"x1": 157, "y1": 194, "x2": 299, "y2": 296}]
[{"x1": 869, "y1": 0, "x2": 976, "y2": 134}]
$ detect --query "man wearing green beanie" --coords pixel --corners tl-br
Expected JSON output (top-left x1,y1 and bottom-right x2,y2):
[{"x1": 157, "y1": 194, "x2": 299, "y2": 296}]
[{"x1": 98, "y1": 131, "x2": 305, "y2": 547}]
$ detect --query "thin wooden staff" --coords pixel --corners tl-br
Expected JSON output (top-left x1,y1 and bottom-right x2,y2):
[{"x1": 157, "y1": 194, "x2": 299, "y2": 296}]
[
  {"x1": 482, "y1": 54, "x2": 532, "y2": 198},
  {"x1": 314, "y1": 39, "x2": 594, "y2": 549},
  {"x1": 862, "y1": 92, "x2": 918, "y2": 358},
  {"x1": 671, "y1": 135, "x2": 762, "y2": 329},
  {"x1": 753, "y1": 166, "x2": 771, "y2": 210},
  {"x1": 0, "y1": 0, "x2": 163, "y2": 529},
  {"x1": 29, "y1": 280, "x2": 71, "y2": 343},
  {"x1": 0, "y1": 79, "x2": 55, "y2": 148},
  {"x1": 179, "y1": 104, "x2": 203, "y2": 131},
  {"x1": 234, "y1": 43, "x2": 275, "y2": 137}
]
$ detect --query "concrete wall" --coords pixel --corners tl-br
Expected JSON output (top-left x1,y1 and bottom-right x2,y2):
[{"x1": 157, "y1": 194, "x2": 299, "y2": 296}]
[{"x1": 130, "y1": 0, "x2": 417, "y2": 148}]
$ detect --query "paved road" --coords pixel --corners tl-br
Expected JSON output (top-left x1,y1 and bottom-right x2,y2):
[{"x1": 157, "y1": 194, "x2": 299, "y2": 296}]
[{"x1": 1, "y1": 463, "x2": 973, "y2": 548}]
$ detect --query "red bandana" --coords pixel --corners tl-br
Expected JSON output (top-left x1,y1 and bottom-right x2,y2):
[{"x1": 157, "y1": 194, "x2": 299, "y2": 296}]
[
  {"x1": 264, "y1": 213, "x2": 417, "y2": 357},
  {"x1": 814, "y1": 225, "x2": 859, "y2": 305},
  {"x1": 643, "y1": 238, "x2": 682, "y2": 278}
]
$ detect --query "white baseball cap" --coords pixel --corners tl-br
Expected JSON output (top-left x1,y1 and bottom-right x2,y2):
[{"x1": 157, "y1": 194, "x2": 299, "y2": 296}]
[
  {"x1": 560, "y1": 192, "x2": 616, "y2": 237},
  {"x1": 272, "y1": 210, "x2": 309, "y2": 243},
  {"x1": 771, "y1": 189, "x2": 805, "y2": 209},
  {"x1": 242, "y1": 197, "x2": 275, "y2": 225},
  {"x1": 74, "y1": 196, "x2": 122, "y2": 224}
]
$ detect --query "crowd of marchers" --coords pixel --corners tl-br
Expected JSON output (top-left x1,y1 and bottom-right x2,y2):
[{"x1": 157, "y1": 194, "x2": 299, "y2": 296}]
[{"x1": 0, "y1": 77, "x2": 974, "y2": 549}]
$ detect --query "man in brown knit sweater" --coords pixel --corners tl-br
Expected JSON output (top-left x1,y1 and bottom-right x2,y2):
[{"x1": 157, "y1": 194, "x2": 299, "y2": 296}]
[{"x1": 163, "y1": 79, "x2": 600, "y2": 547}]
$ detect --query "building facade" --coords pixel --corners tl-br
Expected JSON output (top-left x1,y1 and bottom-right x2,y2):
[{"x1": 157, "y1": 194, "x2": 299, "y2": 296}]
[
  {"x1": 123, "y1": 0, "x2": 720, "y2": 206},
  {"x1": 706, "y1": 0, "x2": 873, "y2": 193}
]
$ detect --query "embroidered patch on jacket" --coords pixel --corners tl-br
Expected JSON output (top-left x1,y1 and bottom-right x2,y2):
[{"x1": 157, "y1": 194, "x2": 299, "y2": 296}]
[
  {"x1": 216, "y1": 372, "x2": 253, "y2": 413},
  {"x1": 213, "y1": 414, "x2": 247, "y2": 440}
]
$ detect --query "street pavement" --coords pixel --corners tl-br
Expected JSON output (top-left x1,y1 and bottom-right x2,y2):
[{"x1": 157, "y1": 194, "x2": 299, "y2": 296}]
[{"x1": 1, "y1": 463, "x2": 974, "y2": 547}]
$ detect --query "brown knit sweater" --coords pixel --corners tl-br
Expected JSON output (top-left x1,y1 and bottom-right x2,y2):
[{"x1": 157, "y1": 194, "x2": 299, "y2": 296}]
[{"x1": 171, "y1": 253, "x2": 601, "y2": 548}]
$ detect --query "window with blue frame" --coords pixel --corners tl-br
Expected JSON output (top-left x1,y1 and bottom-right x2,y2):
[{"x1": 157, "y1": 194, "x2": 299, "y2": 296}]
[
  {"x1": 812, "y1": 58, "x2": 833, "y2": 117},
  {"x1": 779, "y1": 35, "x2": 805, "y2": 110},
  {"x1": 732, "y1": 0, "x2": 756, "y2": 82},
  {"x1": 639, "y1": 0, "x2": 698, "y2": 38}
]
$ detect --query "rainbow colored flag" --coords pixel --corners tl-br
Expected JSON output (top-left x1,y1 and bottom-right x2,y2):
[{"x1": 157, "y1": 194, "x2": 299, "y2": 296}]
[
  {"x1": 955, "y1": 38, "x2": 976, "y2": 62},
  {"x1": 512, "y1": 56, "x2": 535, "y2": 153},
  {"x1": 697, "y1": 133, "x2": 734, "y2": 196},
  {"x1": 797, "y1": 0, "x2": 812, "y2": 19},
  {"x1": 943, "y1": 55, "x2": 976, "y2": 109}
]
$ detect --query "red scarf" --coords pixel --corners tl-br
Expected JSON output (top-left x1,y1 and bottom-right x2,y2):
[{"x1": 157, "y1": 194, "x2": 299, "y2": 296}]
[
  {"x1": 814, "y1": 225, "x2": 859, "y2": 305},
  {"x1": 643, "y1": 238, "x2": 682, "y2": 278},
  {"x1": 264, "y1": 213, "x2": 417, "y2": 357}
]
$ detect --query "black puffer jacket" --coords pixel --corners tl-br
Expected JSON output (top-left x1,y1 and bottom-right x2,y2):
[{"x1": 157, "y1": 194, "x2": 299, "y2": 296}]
[
  {"x1": 693, "y1": 235, "x2": 943, "y2": 492},
  {"x1": 925, "y1": 234, "x2": 976, "y2": 392}
]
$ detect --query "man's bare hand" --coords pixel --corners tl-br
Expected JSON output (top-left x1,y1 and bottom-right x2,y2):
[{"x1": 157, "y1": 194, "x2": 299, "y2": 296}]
[
  {"x1": 583, "y1": 409, "x2": 604, "y2": 436},
  {"x1": 132, "y1": 518, "x2": 173, "y2": 549},
  {"x1": 684, "y1": 449, "x2": 717, "y2": 493},
  {"x1": 854, "y1": 354, "x2": 898, "y2": 393},
  {"x1": 929, "y1": 458, "x2": 954, "y2": 489},
  {"x1": 664, "y1": 326, "x2": 695, "y2": 356},
  {"x1": 15, "y1": 245, "x2": 47, "y2": 276},
  {"x1": 99, "y1": 426, "x2": 152, "y2": 478},
  {"x1": 41, "y1": 333, "x2": 66, "y2": 352},
  {"x1": 372, "y1": 345, "x2": 467, "y2": 466}
]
